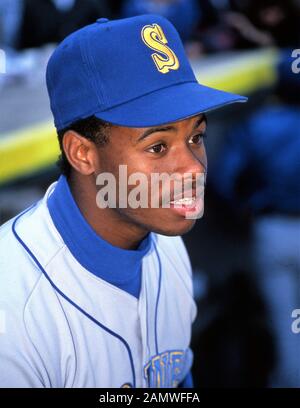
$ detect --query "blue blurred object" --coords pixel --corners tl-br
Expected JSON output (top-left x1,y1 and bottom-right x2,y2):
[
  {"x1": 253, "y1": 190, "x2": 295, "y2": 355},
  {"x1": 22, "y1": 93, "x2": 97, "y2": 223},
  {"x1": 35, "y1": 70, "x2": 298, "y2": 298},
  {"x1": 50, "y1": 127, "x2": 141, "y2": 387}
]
[
  {"x1": 0, "y1": 0, "x2": 23, "y2": 49},
  {"x1": 211, "y1": 105, "x2": 300, "y2": 214},
  {"x1": 122, "y1": 0, "x2": 201, "y2": 41}
]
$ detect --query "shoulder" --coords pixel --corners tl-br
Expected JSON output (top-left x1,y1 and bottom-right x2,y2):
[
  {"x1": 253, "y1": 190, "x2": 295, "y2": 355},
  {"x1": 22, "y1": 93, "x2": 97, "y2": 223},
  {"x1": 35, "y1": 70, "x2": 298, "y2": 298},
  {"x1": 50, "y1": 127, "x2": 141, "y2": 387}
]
[
  {"x1": 0, "y1": 182, "x2": 63, "y2": 312},
  {"x1": 0, "y1": 184, "x2": 67, "y2": 386},
  {"x1": 0, "y1": 206, "x2": 42, "y2": 307}
]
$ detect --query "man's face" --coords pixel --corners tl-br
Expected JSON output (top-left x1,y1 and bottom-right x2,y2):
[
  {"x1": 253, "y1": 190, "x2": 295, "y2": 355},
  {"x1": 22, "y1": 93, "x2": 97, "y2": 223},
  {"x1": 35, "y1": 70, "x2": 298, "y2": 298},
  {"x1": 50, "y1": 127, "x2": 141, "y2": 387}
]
[{"x1": 94, "y1": 114, "x2": 207, "y2": 236}]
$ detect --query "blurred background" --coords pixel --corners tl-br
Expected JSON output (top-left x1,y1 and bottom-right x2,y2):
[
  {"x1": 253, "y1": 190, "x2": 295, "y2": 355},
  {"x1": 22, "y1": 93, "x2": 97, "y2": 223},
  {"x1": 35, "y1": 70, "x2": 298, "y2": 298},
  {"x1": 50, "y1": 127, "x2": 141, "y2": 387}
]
[{"x1": 0, "y1": 0, "x2": 300, "y2": 388}]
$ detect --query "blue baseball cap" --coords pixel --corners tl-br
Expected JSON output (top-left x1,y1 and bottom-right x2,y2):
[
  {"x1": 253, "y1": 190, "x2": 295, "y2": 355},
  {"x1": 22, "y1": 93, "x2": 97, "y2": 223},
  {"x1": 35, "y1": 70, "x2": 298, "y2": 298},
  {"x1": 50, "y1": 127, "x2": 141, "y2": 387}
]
[{"x1": 46, "y1": 14, "x2": 247, "y2": 131}]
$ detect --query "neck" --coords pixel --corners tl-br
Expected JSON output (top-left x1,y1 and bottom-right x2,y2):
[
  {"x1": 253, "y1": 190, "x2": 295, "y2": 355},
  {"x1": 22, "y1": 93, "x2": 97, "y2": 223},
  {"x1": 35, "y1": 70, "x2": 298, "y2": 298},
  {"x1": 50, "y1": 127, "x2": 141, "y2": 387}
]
[{"x1": 68, "y1": 172, "x2": 149, "y2": 250}]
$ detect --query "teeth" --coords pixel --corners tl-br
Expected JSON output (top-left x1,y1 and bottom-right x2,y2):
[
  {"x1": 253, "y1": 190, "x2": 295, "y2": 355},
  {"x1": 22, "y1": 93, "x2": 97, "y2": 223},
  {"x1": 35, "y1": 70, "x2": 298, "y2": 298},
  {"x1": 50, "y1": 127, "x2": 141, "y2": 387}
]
[{"x1": 170, "y1": 197, "x2": 196, "y2": 205}]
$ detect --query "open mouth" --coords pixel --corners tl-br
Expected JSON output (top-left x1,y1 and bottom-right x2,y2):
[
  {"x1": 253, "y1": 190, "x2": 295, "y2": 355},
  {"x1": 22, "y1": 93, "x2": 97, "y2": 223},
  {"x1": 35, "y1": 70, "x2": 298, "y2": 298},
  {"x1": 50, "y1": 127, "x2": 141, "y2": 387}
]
[
  {"x1": 167, "y1": 192, "x2": 204, "y2": 219},
  {"x1": 169, "y1": 196, "x2": 197, "y2": 207}
]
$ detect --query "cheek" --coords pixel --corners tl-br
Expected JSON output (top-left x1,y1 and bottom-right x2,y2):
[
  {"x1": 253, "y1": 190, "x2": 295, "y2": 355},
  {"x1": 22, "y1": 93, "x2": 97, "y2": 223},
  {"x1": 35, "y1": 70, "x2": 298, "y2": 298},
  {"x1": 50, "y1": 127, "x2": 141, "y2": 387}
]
[{"x1": 101, "y1": 152, "x2": 155, "y2": 205}]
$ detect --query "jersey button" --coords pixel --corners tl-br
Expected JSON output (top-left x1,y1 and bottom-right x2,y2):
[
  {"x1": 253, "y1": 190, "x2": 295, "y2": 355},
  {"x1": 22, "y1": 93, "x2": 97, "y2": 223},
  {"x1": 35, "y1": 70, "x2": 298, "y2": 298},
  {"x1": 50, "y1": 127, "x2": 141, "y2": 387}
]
[{"x1": 96, "y1": 18, "x2": 109, "y2": 24}]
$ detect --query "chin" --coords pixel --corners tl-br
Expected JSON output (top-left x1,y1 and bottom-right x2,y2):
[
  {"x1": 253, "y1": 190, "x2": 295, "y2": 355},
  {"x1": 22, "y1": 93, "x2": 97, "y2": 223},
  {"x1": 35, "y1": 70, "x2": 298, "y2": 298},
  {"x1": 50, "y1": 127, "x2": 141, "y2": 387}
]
[{"x1": 151, "y1": 218, "x2": 197, "y2": 236}]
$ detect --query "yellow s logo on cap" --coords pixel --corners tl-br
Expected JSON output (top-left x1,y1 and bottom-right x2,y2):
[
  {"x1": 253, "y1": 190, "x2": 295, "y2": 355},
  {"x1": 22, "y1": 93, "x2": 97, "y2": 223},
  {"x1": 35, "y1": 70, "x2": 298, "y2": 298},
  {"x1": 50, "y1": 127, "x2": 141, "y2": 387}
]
[{"x1": 141, "y1": 24, "x2": 179, "y2": 74}]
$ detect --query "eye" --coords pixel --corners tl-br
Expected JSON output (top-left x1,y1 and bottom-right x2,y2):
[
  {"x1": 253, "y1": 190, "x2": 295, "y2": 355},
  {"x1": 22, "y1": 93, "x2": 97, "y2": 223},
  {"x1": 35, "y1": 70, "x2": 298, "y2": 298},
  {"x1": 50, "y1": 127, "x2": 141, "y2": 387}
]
[
  {"x1": 147, "y1": 143, "x2": 167, "y2": 154},
  {"x1": 189, "y1": 133, "x2": 206, "y2": 145}
]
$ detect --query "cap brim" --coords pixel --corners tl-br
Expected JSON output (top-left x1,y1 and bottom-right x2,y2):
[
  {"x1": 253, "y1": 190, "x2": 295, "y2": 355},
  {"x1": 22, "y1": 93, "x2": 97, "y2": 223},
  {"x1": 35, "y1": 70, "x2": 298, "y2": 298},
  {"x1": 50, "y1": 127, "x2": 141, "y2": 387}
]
[{"x1": 94, "y1": 81, "x2": 247, "y2": 127}]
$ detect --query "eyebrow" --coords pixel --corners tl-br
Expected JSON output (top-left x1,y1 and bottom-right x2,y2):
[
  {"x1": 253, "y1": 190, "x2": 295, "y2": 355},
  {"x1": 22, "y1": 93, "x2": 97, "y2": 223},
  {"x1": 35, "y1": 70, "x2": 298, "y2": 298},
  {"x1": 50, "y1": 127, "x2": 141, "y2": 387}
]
[{"x1": 136, "y1": 114, "x2": 207, "y2": 143}]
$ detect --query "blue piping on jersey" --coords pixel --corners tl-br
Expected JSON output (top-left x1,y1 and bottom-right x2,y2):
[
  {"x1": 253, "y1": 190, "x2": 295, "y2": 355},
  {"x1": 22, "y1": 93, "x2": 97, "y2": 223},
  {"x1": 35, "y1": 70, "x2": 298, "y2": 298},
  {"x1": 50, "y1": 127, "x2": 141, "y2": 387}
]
[
  {"x1": 47, "y1": 175, "x2": 152, "y2": 299},
  {"x1": 153, "y1": 244, "x2": 162, "y2": 355},
  {"x1": 11, "y1": 205, "x2": 137, "y2": 388}
]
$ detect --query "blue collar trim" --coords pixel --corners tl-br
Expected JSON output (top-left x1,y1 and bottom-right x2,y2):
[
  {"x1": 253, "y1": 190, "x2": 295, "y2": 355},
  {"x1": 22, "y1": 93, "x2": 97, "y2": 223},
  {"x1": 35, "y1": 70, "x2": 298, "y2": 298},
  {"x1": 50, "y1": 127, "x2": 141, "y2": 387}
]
[{"x1": 47, "y1": 175, "x2": 152, "y2": 297}]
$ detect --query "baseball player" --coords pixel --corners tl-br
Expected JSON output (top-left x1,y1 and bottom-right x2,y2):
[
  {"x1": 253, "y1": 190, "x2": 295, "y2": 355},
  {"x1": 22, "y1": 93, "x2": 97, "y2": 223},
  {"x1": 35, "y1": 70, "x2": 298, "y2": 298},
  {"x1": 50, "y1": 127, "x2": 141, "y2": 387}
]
[{"x1": 0, "y1": 14, "x2": 246, "y2": 388}]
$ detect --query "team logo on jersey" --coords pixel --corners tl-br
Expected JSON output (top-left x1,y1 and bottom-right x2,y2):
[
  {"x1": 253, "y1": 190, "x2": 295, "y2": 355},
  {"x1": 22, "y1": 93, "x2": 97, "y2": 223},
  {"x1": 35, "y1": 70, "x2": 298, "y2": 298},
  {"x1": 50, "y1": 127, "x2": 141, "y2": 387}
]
[
  {"x1": 141, "y1": 24, "x2": 179, "y2": 74},
  {"x1": 144, "y1": 350, "x2": 188, "y2": 387}
]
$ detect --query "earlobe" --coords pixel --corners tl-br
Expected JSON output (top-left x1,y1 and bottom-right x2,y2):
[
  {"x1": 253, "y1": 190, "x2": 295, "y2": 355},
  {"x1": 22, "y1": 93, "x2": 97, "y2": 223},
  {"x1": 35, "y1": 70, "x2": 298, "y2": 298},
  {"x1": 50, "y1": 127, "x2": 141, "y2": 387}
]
[{"x1": 62, "y1": 130, "x2": 96, "y2": 176}]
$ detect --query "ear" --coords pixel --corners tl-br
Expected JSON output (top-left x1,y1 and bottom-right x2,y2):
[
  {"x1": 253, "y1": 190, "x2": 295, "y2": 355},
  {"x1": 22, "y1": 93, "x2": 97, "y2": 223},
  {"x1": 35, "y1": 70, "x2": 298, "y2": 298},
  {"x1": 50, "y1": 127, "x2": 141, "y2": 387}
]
[{"x1": 62, "y1": 130, "x2": 97, "y2": 176}]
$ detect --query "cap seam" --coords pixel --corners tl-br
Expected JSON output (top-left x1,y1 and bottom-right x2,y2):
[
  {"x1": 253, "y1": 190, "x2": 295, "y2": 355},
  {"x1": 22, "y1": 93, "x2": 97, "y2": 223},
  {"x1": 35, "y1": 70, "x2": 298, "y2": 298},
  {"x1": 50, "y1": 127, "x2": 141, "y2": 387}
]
[
  {"x1": 87, "y1": 29, "x2": 109, "y2": 108},
  {"x1": 79, "y1": 29, "x2": 105, "y2": 109}
]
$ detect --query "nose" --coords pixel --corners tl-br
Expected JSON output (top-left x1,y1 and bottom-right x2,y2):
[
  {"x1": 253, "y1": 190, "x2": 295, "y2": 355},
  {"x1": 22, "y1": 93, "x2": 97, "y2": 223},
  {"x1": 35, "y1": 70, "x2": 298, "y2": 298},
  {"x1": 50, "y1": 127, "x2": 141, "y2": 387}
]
[{"x1": 174, "y1": 144, "x2": 207, "y2": 177}]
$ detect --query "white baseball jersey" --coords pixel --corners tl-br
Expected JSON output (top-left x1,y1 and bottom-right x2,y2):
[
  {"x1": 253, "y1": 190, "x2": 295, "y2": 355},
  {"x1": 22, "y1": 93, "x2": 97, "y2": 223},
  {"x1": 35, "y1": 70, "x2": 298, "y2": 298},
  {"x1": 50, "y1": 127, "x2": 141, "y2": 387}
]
[{"x1": 0, "y1": 180, "x2": 197, "y2": 388}]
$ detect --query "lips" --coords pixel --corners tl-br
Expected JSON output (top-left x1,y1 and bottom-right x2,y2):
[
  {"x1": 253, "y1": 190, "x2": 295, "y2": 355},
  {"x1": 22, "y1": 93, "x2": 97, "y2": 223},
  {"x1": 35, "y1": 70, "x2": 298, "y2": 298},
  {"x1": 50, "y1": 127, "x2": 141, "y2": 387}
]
[{"x1": 169, "y1": 194, "x2": 204, "y2": 219}]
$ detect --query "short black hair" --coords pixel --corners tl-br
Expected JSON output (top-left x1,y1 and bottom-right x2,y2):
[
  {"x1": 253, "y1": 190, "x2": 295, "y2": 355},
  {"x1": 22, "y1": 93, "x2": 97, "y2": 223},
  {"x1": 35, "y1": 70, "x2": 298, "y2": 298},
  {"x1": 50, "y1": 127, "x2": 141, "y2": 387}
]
[{"x1": 56, "y1": 116, "x2": 111, "y2": 177}]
